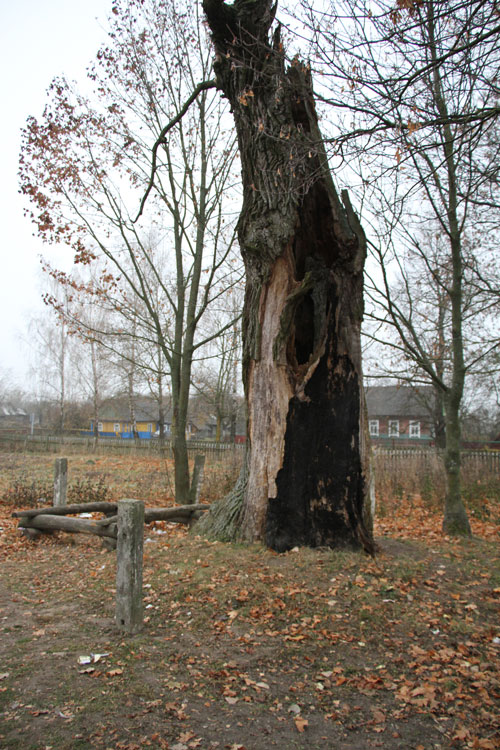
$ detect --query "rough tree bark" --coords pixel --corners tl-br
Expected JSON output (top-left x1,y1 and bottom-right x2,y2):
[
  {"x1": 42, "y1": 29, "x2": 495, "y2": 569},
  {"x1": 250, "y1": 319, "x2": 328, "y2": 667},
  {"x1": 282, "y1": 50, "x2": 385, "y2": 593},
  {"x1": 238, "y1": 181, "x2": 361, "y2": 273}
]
[{"x1": 197, "y1": 0, "x2": 374, "y2": 553}]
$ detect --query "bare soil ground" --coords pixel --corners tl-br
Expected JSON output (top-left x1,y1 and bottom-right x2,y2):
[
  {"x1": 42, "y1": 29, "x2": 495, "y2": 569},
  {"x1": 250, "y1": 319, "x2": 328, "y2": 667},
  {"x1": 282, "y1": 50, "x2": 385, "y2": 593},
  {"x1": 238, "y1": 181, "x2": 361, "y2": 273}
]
[{"x1": 0, "y1": 452, "x2": 499, "y2": 750}]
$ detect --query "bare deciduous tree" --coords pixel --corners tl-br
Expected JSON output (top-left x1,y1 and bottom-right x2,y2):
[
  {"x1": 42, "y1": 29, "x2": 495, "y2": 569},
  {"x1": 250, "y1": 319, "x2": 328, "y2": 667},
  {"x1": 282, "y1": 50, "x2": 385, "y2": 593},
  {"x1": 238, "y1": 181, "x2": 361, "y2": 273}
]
[
  {"x1": 296, "y1": 0, "x2": 500, "y2": 534},
  {"x1": 20, "y1": 0, "x2": 240, "y2": 503}
]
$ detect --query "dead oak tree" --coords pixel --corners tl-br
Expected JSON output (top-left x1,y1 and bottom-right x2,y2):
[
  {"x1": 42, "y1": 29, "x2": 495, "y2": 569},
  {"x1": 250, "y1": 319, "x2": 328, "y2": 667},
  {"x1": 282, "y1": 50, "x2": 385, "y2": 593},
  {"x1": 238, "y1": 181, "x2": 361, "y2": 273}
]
[
  {"x1": 193, "y1": 0, "x2": 374, "y2": 553},
  {"x1": 146, "y1": 0, "x2": 375, "y2": 552}
]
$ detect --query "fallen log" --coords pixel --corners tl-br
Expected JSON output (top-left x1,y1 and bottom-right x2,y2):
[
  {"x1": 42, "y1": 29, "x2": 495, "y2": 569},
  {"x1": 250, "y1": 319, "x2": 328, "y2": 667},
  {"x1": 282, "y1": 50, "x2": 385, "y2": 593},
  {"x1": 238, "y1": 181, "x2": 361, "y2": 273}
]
[
  {"x1": 97, "y1": 504, "x2": 209, "y2": 526},
  {"x1": 15, "y1": 502, "x2": 208, "y2": 541},
  {"x1": 20, "y1": 527, "x2": 51, "y2": 540},
  {"x1": 145, "y1": 504, "x2": 209, "y2": 523},
  {"x1": 17, "y1": 514, "x2": 118, "y2": 539},
  {"x1": 12, "y1": 502, "x2": 118, "y2": 519}
]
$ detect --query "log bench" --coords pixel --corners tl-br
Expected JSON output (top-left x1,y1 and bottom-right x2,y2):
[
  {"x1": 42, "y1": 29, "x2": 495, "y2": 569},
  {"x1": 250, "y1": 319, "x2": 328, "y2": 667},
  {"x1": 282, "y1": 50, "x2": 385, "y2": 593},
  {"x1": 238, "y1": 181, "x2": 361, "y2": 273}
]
[{"x1": 12, "y1": 502, "x2": 208, "y2": 543}]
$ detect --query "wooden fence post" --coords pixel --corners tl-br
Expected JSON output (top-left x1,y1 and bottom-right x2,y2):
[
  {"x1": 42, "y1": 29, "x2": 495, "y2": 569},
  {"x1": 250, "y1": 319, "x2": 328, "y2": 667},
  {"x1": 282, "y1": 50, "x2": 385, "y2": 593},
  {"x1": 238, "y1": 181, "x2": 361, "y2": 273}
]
[
  {"x1": 116, "y1": 499, "x2": 144, "y2": 634},
  {"x1": 53, "y1": 458, "x2": 68, "y2": 506}
]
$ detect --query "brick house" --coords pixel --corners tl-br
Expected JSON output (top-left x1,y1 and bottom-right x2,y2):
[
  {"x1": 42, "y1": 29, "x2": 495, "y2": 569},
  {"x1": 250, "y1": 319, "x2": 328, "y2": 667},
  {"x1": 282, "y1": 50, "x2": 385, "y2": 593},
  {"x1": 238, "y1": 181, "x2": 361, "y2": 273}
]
[{"x1": 365, "y1": 385, "x2": 434, "y2": 446}]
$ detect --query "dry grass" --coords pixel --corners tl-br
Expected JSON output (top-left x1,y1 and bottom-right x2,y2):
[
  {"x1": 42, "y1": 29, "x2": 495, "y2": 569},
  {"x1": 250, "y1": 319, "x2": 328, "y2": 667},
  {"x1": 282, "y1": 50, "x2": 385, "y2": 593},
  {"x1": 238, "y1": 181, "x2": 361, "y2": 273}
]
[
  {"x1": 0, "y1": 452, "x2": 242, "y2": 510},
  {"x1": 374, "y1": 450, "x2": 500, "y2": 518}
]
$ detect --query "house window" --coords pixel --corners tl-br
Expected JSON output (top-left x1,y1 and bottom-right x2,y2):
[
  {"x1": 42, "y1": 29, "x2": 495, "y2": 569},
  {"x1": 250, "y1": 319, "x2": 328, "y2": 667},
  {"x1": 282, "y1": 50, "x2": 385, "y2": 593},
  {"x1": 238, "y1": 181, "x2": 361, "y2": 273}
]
[
  {"x1": 114, "y1": 423, "x2": 120, "y2": 433},
  {"x1": 369, "y1": 420, "x2": 379, "y2": 437},
  {"x1": 147, "y1": 423, "x2": 153, "y2": 433},
  {"x1": 409, "y1": 421, "x2": 421, "y2": 438},
  {"x1": 388, "y1": 420, "x2": 399, "y2": 437},
  {"x1": 97, "y1": 422, "x2": 103, "y2": 432}
]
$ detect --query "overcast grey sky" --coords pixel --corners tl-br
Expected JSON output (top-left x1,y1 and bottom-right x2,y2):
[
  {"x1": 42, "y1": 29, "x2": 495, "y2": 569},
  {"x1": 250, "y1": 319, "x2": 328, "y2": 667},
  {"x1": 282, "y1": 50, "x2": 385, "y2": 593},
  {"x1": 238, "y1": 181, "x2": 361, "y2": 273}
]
[{"x1": 0, "y1": 0, "x2": 111, "y2": 386}]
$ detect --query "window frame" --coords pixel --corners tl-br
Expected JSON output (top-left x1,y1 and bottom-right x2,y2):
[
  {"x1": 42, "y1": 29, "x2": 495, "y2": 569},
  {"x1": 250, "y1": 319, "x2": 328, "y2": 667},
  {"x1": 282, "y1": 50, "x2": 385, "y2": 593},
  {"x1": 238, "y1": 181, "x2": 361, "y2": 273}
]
[
  {"x1": 409, "y1": 420, "x2": 421, "y2": 438},
  {"x1": 369, "y1": 419, "x2": 379, "y2": 437},
  {"x1": 388, "y1": 419, "x2": 400, "y2": 437}
]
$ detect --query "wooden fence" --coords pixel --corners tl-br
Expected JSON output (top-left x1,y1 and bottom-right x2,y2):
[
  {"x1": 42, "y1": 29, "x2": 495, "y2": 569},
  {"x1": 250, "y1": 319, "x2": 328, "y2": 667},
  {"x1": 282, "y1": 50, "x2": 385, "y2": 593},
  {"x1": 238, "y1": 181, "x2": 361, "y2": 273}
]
[
  {"x1": 374, "y1": 448, "x2": 500, "y2": 473},
  {"x1": 373, "y1": 448, "x2": 500, "y2": 503},
  {"x1": 1, "y1": 433, "x2": 498, "y2": 496},
  {"x1": 0, "y1": 432, "x2": 245, "y2": 460}
]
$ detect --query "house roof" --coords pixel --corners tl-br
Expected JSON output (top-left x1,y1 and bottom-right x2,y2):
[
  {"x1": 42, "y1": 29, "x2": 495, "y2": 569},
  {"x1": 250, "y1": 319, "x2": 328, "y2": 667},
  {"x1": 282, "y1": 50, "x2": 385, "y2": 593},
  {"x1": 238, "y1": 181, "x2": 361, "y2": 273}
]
[
  {"x1": 98, "y1": 396, "x2": 209, "y2": 429},
  {"x1": 0, "y1": 404, "x2": 28, "y2": 417},
  {"x1": 99, "y1": 396, "x2": 170, "y2": 423},
  {"x1": 366, "y1": 386, "x2": 433, "y2": 419}
]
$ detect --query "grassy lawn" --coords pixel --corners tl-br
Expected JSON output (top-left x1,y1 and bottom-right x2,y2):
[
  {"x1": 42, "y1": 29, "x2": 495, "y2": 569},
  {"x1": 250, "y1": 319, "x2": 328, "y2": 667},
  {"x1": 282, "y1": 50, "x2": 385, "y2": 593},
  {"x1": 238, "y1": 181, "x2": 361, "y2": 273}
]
[{"x1": 0, "y1": 452, "x2": 499, "y2": 749}]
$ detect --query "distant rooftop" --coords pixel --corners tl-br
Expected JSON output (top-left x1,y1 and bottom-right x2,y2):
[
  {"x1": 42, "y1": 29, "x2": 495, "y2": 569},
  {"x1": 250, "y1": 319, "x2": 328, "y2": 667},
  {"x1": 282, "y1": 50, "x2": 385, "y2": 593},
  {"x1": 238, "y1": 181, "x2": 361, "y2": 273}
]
[
  {"x1": 0, "y1": 404, "x2": 28, "y2": 417},
  {"x1": 365, "y1": 385, "x2": 433, "y2": 418}
]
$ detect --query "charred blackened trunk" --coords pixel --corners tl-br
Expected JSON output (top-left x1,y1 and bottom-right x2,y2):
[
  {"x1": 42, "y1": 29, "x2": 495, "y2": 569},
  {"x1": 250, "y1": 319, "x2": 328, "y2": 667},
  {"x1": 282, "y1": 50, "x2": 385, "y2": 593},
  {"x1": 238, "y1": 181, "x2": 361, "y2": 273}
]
[{"x1": 200, "y1": 0, "x2": 374, "y2": 553}]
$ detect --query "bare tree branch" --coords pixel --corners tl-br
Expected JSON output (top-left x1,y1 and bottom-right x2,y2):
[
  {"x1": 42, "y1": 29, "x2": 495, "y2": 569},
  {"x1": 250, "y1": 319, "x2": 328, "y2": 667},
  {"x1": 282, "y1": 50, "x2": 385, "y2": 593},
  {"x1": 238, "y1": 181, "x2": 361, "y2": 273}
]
[{"x1": 134, "y1": 79, "x2": 217, "y2": 222}]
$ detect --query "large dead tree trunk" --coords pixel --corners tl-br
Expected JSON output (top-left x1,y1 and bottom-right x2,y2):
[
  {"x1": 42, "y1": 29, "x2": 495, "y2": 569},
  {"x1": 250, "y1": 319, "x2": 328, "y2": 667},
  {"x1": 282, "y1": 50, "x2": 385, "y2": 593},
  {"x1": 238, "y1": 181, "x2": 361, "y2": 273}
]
[{"x1": 198, "y1": 0, "x2": 374, "y2": 553}]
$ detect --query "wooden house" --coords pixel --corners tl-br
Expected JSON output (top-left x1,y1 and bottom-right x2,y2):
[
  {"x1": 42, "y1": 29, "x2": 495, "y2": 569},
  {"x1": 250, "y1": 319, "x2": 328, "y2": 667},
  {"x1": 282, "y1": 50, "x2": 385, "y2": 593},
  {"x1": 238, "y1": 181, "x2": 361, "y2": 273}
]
[
  {"x1": 89, "y1": 396, "x2": 198, "y2": 439},
  {"x1": 0, "y1": 404, "x2": 30, "y2": 430},
  {"x1": 89, "y1": 396, "x2": 164, "y2": 439}
]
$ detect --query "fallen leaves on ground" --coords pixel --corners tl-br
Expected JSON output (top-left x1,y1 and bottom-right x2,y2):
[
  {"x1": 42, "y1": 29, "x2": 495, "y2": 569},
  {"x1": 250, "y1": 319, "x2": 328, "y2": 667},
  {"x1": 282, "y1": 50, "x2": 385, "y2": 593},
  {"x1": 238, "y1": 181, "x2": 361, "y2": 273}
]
[{"x1": 0, "y1": 454, "x2": 498, "y2": 749}]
